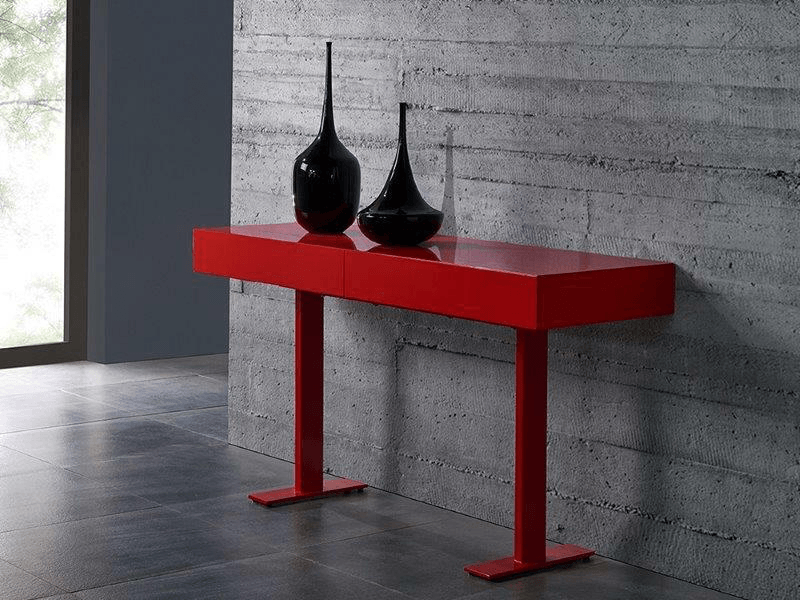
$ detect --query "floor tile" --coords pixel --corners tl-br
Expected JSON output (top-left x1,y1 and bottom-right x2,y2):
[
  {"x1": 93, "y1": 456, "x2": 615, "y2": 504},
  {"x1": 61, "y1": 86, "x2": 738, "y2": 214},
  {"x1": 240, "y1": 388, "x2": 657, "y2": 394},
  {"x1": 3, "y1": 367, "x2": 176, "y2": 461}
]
[
  {"x1": 0, "y1": 418, "x2": 223, "y2": 467},
  {"x1": 74, "y1": 553, "x2": 411, "y2": 600},
  {"x1": 296, "y1": 515, "x2": 510, "y2": 600},
  {"x1": 0, "y1": 559, "x2": 66, "y2": 600},
  {"x1": 200, "y1": 371, "x2": 228, "y2": 384},
  {"x1": 500, "y1": 555, "x2": 741, "y2": 600},
  {"x1": 0, "y1": 355, "x2": 738, "y2": 600},
  {"x1": 168, "y1": 487, "x2": 446, "y2": 550},
  {"x1": 65, "y1": 443, "x2": 294, "y2": 505},
  {"x1": 69, "y1": 375, "x2": 226, "y2": 415},
  {"x1": 0, "y1": 390, "x2": 130, "y2": 434},
  {"x1": 132, "y1": 353, "x2": 228, "y2": 376},
  {"x1": 0, "y1": 507, "x2": 278, "y2": 593},
  {"x1": 147, "y1": 406, "x2": 228, "y2": 441},
  {"x1": 454, "y1": 588, "x2": 556, "y2": 600},
  {"x1": 0, "y1": 445, "x2": 51, "y2": 477},
  {"x1": 0, "y1": 361, "x2": 189, "y2": 394},
  {"x1": 0, "y1": 467, "x2": 157, "y2": 533},
  {"x1": 0, "y1": 372, "x2": 55, "y2": 397}
]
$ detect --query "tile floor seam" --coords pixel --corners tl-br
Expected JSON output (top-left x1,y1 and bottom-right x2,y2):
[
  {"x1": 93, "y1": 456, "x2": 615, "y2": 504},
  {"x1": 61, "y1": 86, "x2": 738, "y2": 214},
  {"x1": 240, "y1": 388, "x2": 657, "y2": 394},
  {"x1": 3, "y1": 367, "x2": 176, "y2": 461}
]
[
  {"x1": 0, "y1": 442, "x2": 63, "y2": 470},
  {"x1": 0, "y1": 495, "x2": 164, "y2": 535},
  {"x1": 0, "y1": 413, "x2": 136, "y2": 436},
  {"x1": 58, "y1": 388, "x2": 139, "y2": 411},
  {"x1": 64, "y1": 551, "x2": 286, "y2": 597},
  {"x1": 141, "y1": 406, "x2": 228, "y2": 421},
  {"x1": 0, "y1": 389, "x2": 120, "y2": 407},
  {"x1": 287, "y1": 553, "x2": 421, "y2": 599},
  {"x1": 153, "y1": 494, "x2": 449, "y2": 542},
  {"x1": 55, "y1": 386, "x2": 128, "y2": 401},
  {"x1": 197, "y1": 371, "x2": 228, "y2": 380},
  {"x1": 0, "y1": 516, "x2": 286, "y2": 592},
  {"x1": 54, "y1": 459, "x2": 232, "y2": 505},
  {"x1": 4, "y1": 371, "x2": 192, "y2": 393},
  {"x1": 0, "y1": 556, "x2": 72, "y2": 596},
  {"x1": 0, "y1": 505, "x2": 166, "y2": 537},
  {"x1": 146, "y1": 405, "x2": 227, "y2": 415},
  {"x1": 0, "y1": 414, "x2": 150, "y2": 437},
  {"x1": 289, "y1": 520, "x2": 446, "y2": 551},
  {"x1": 292, "y1": 517, "x2": 449, "y2": 551},
  {"x1": 55, "y1": 373, "x2": 216, "y2": 396},
  {"x1": 139, "y1": 415, "x2": 228, "y2": 441},
  {"x1": 0, "y1": 414, "x2": 230, "y2": 442},
  {"x1": 57, "y1": 391, "x2": 227, "y2": 418}
]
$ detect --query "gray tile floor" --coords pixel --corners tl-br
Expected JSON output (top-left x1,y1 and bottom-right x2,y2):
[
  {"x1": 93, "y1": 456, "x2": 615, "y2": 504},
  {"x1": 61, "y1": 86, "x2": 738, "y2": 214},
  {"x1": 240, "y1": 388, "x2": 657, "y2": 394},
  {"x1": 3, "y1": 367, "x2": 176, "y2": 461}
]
[{"x1": 0, "y1": 355, "x2": 737, "y2": 600}]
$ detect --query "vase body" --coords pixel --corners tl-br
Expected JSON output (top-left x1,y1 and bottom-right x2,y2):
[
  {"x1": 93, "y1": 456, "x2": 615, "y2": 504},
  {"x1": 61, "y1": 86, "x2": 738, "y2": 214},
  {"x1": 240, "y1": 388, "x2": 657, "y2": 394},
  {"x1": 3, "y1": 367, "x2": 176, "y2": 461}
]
[
  {"x1": 293, "y1": 42, "x2": 361, "y2": 234},
  {"x1": 357, "y1": 103, "x2": 443, "y2": 246}
]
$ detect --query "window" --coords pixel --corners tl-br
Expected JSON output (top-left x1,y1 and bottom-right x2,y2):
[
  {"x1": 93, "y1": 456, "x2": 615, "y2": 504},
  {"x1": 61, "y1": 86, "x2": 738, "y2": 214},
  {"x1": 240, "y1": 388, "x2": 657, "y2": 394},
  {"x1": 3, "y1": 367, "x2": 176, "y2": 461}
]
[{"x1": 0, "y1": 0, "x2": 87, "y2": 367}]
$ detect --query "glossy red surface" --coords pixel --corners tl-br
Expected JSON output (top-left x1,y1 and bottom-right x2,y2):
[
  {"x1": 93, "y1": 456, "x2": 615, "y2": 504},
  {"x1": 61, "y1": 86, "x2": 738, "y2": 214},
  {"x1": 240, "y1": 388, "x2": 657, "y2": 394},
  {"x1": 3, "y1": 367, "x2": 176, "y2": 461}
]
[
  {"x1": 193, "y1": 223, "x2": 675, "y2": 330},
  {"x1": 464, "y1": 544, "x2": 596, "y2": 581},
  {"x1": 515, "y1": 330, "x2": 548, "y2": 565},
  {"x1": 294, "y1": 291, "x2": 325, "y2": 494},
  {"x1": 248, "y1": 479, "x2": 367, "y2": 508},
  {"x1": 199, "y1": 222, "x2": 660, "y2": 275},
  {"x1": 194, "y1": 222, "x2": 675, "y2": 582}
]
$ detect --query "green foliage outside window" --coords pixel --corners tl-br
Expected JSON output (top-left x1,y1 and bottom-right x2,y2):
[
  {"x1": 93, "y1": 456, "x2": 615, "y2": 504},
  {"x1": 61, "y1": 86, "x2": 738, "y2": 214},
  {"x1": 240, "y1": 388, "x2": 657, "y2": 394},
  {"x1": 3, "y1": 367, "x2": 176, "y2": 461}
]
[{"x1": 0, "y1": 0, "x2": 67, "y2": 348}]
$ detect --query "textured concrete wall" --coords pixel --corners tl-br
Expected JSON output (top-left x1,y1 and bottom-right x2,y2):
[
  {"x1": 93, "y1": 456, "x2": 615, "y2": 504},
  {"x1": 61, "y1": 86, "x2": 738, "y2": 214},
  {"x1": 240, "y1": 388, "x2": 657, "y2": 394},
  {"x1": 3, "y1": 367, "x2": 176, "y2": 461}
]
[{"x1": 228, "y1": 2, "x2": 800, "y2": 598}]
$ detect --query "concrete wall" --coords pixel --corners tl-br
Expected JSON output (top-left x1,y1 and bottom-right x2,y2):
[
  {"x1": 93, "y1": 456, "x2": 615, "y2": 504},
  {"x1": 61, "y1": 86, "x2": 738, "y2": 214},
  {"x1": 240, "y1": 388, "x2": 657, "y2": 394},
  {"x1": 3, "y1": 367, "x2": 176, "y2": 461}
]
[
  {"x1": 228, "y1": 2, "x2": 800, "y2": 598},
  {"x1": 88, "y1": 0, "x2": 232, "y2": 363}
]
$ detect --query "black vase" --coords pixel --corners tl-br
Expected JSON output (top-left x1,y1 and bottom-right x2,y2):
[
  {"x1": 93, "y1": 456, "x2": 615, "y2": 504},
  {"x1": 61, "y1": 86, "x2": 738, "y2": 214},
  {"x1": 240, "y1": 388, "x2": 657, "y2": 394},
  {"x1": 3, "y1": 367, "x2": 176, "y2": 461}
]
[
  {"x1": 357, "y1": 103, "x2": 443, "y2": 246},
  {"x1": 293, "y1": 42, "x2": 361, "y2": 234}
]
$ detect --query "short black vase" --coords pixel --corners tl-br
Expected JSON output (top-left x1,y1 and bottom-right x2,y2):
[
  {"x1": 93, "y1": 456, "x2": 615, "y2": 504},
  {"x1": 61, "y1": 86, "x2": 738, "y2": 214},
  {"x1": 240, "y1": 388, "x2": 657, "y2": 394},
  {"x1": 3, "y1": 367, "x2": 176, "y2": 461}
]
[
  {"x1": 357, "y1": 103, "x2": 443, "y2": 246},
  {"x1": 293, "y1": 42, "x2": 361, "y2": 234}
]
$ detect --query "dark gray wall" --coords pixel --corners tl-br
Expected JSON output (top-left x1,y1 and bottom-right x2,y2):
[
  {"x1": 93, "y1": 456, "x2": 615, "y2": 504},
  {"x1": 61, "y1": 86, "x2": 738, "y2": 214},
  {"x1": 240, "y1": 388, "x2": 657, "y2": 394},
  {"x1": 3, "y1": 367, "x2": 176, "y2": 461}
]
[
  {"x1": 88, "y1": 0, "x2": 232, "y2": 363},
  {"x1": 227, "y1": 2, "x2": 800, "y2": 600}
]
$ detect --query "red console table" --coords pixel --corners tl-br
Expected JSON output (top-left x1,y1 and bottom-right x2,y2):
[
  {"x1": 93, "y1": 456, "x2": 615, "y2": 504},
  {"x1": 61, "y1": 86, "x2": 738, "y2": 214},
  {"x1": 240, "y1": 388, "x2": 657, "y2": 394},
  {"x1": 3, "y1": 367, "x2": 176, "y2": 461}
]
[{"x1": 193, "y1": 222, "x2": 675, "y2": 581}]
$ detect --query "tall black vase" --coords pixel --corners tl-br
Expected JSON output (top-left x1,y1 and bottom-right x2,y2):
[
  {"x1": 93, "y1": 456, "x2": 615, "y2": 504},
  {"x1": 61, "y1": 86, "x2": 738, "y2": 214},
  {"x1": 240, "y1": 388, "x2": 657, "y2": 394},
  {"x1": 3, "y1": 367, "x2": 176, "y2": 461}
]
[
  {"x1": 357, "y1": 103, "x2": 443, "y2": 246},
  {"x1": 293, "y1": 42, "x2": 361, "y2": 234}
]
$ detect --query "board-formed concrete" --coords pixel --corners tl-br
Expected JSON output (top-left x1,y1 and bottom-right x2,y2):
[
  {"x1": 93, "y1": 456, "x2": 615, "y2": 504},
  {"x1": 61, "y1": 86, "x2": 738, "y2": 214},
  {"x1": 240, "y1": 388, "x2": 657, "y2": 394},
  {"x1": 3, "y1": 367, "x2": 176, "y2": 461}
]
[{"x1": 228, "y1": 2, "x2": 800, "y2": 598}]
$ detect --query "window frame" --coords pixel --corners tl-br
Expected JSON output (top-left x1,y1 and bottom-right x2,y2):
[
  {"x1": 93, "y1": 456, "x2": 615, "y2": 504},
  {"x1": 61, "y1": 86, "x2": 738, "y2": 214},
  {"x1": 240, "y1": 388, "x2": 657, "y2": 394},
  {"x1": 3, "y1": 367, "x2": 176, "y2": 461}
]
[{"x1": 0, "y1": 0, "x2": 89, "y2": 368}]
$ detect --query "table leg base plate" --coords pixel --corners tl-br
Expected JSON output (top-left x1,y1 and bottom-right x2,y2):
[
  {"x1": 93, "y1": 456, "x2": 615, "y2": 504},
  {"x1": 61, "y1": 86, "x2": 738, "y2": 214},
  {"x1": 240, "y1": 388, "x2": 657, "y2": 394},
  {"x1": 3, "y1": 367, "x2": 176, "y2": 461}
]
[
  {"x1": 248, "y1": 478, "x2": 367, "y2": 507},
  {"x1": 465, "y1": 544, "x2": 595, "y2": 581}
]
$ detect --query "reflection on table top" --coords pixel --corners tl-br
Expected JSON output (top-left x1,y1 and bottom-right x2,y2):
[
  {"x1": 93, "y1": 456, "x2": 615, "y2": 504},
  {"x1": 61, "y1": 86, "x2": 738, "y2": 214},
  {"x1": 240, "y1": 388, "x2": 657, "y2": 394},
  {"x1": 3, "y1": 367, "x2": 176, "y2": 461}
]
[{"x1": 218, "y1": 222, "x2": 667, "y2": 277}]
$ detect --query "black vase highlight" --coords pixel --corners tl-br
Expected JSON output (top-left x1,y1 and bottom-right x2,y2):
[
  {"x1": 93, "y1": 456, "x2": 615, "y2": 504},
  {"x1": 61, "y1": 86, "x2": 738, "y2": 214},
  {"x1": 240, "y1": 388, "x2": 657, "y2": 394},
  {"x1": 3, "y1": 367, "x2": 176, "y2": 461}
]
[
  {"x1": 357, "y1": 103, "x2": 443, "y2": 246},
  {"x1": 293, "y1": 42, "x2": 361, "y2": 233}
]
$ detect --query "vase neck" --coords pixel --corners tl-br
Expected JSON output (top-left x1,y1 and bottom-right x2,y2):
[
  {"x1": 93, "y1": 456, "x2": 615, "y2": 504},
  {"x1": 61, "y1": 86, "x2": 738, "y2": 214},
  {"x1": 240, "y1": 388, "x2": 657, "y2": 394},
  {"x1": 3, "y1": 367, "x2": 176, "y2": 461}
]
[
  {"x1": 319, "y1": 42, "x2": 336, "y2": 139},
  {"x1": 393, "y1": 102, "x2": 411, "y2": 173}
]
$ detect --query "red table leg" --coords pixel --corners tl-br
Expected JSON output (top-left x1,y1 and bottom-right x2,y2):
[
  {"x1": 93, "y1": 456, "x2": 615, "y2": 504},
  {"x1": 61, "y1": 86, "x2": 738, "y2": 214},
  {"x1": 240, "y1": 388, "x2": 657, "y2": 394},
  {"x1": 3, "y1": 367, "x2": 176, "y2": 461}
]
[
  {"x1": 465, "y1": 329, "x2": 594, "y2": 580},
  {"x1": 249, "y1": 291, "x2": 366, "y2": 507}
]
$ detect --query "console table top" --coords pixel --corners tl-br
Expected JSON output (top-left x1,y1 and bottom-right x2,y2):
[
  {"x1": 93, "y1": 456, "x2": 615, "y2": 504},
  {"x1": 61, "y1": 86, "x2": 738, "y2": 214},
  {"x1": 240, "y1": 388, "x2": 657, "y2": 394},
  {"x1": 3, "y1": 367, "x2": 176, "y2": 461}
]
[{"x1": 193, "y1": 222, "x2": 674, "y2": 330}]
